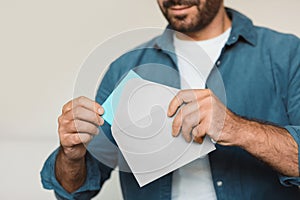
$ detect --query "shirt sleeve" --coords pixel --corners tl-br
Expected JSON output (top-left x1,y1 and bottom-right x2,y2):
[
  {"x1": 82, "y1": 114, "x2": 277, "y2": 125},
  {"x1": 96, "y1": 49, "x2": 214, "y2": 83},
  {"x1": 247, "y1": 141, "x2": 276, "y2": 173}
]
[
  {"x1": 279, "y1": 126, "x2": 300, "y2": 186},
  {"x1": 40, "y1": 148, "x2": 111, "y2": 199},
  {"x1": 279, "y1": 40, "x2": 300, "y2": 187}
]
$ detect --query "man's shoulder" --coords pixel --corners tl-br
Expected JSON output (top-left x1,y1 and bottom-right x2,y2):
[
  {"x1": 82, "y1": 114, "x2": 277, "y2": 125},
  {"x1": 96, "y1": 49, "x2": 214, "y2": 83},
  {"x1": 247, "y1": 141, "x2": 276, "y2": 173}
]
[
  {"x1": 254, "y1": 25, "x2": 300, "y2": 48},
  {"x1": 252, "y1": 25, "x2": 300, "y2": 76}
]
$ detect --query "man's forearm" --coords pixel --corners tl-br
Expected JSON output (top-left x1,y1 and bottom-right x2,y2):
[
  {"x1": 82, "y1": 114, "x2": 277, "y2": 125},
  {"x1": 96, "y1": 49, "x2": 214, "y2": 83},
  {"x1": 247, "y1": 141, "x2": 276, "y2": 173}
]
[
  {"x1": 233, "y1": 116, "x2": 299, "y2": 177},
  {"x1": 55, "y1": 148, "x2": 87, "y2": 193}
]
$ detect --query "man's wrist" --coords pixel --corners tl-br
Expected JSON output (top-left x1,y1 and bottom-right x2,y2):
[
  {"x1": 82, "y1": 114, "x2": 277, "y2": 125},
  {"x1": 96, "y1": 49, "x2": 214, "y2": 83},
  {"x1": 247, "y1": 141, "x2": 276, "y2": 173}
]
[
  {"x1": 231, "y1": 117, "x2": 262, "y2": 149},
  {"x1": 58, "y1": 147, "x2": 85, "y2": 167},
  {"x1": 217, "y1": 111, "x2": 252, "y2": 147},
  {"x1": 55, "y1": 148, "x2": 87, "y2": 193}
]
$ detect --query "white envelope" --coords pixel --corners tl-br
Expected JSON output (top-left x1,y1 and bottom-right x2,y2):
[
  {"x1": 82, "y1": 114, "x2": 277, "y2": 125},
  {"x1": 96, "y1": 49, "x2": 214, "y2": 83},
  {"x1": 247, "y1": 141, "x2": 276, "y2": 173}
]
[{"x1": 111, "y1": 78, "x2": 215, "y2": 187}]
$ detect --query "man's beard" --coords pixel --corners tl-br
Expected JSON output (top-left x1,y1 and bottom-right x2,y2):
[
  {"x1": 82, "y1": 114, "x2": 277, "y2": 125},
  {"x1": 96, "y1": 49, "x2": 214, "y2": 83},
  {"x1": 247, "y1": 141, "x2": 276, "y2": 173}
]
[{"x1": 161, "y1": 0, "x2": 222, "y2": 33}]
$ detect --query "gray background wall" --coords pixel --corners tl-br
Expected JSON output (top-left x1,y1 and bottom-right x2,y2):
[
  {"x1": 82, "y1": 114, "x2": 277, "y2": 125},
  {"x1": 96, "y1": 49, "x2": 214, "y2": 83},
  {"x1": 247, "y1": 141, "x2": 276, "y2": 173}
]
[{"x1": 0, "y1": 0, "x2": 299, "y2": 199}]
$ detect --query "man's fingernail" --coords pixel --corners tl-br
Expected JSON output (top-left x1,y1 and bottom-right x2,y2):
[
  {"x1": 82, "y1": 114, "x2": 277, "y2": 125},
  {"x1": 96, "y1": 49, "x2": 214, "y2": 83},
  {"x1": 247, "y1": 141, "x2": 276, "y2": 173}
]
[
  {"x1": 172, "y1": 130, "x2": 177, "y2": 137},
  {"x1": 98, "y1": 108, "x2": 104, "y2": 115},
  {"x1": 100, "y1": 118, "x2": 105, "y2": 126},
  {"x1": 192, "y1": 131, "x2": 197, "y2": 137}
]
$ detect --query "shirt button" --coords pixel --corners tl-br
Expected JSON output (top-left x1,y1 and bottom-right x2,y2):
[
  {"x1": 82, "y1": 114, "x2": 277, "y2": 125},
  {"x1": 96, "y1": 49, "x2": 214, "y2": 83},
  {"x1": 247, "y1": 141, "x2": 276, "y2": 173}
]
[
  {"x1": 216, "y1": 60, "x2": 221, "y2": 66},
  {"x1": 232, "y1": 36, "x2": 236, "y2": 40},
  {"x1": 217, "y1": 181, "x2": 223, "y2": 187}
]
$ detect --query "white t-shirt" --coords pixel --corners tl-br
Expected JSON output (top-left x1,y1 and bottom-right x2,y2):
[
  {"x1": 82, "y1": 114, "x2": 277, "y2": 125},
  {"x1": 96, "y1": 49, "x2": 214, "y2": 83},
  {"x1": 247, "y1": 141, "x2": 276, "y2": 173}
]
[{"x1": 172, "y1": 28, "x2": 231, "y2": 200}]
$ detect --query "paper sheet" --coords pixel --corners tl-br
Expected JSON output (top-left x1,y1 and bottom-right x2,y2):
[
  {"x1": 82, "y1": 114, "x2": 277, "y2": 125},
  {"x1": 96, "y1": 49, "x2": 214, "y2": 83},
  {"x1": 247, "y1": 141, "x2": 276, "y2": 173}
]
[{"x1": 110, "y1": 77, "x2": 216, "y2": 187}]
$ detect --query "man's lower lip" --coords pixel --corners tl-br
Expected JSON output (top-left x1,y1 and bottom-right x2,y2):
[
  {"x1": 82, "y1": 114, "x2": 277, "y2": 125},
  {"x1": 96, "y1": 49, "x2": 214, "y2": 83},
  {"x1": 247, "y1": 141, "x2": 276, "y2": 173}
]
[{"x1": 168, "y1": 5, "x2": 194, "y2": 14}]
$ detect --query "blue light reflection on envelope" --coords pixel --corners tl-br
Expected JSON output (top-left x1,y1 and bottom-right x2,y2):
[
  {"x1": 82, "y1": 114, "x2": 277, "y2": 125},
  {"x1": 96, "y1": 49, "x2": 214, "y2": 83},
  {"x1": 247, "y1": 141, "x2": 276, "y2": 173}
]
[{"x1": 101, "y1": 70, "x2": 141, "y2": 125}]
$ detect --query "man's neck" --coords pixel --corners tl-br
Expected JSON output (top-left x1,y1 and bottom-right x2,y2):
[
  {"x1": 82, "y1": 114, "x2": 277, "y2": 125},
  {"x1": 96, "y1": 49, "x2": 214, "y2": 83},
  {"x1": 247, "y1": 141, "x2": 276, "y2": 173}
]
[{"x1": 176, "y1": 6, "x2": 232, "y2": 41}]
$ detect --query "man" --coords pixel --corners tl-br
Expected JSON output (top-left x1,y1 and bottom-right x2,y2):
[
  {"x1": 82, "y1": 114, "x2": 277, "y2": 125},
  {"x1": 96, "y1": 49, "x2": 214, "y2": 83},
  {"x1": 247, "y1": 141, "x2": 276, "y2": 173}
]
[{"x1": 41, "y1": 0, "x2": 300, "y2": 199}]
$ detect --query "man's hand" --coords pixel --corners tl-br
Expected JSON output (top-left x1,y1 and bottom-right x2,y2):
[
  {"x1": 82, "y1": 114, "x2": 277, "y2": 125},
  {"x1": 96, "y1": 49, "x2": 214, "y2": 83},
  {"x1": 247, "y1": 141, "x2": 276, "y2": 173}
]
[
  {"x1": 168, "y1": 89, "x2": 299, "y2": 177},
  {"x1": 167, "y1": 89, "x2": 239, "y2": 145},
  {"x1": 58, "y1": 96, "x2": 104, "y2": 160},
  {"x1": 56, "y1": 96, "x2": 104, "y2": 193}
]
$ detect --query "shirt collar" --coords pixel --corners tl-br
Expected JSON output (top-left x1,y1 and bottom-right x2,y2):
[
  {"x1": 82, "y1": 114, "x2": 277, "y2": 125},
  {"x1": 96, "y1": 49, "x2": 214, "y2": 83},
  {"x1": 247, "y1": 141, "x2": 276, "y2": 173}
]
[
  {"x1": 154, "y1": 8, "x2": 257, "y2": 50},
  {"x1": 225, "y1": 8, "x2": 257, "y2": 46}
]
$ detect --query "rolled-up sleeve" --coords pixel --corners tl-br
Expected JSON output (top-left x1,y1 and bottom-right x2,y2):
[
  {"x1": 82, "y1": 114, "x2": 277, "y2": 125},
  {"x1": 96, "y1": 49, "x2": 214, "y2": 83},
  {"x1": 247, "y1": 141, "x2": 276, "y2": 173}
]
[
  {"x1": 279, "y1": 126, "x2": 300, "y2": 186},
  {"x1": 40, "y1": 148, "x2": 103, "y2": 200},
  {"x1": 279, "y1": 41, "x2": 300, "y2": 187}
]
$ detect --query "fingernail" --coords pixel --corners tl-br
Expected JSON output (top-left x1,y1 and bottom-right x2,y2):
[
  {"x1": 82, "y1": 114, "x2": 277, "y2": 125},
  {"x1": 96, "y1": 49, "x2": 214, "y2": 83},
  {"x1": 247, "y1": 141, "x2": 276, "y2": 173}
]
[
  {"x1": 98, "y1": 108, "x2": 104, "y2": 115},
  {"x1": 185, "y1": 137, "x2": 191, "y2": 143},
  {"x1": 192, "y1": 131, "x2": 197, "y2": 137},
  {"x1": 172, "y1": 130, "x2": 178, "y2": 137},
  {"x1": 100, "y1": 118, "x2": 105, "y2": 126},
  {"x1": 167, "y1": 111, "x2": 171, "y2": 117}
]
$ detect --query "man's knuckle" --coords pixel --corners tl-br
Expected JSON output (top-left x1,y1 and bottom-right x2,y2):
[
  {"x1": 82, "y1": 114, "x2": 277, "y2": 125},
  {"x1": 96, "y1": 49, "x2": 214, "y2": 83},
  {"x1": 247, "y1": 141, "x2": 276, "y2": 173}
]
[
  {"x1": 72, "y1": 107, "x2": 81, "y2": 118},
  {"x1": 59, "y1": 136, "x2": 67, "y2": 147},
  {"x1": 74, "y1": 120, "x2": 81, "y2": 131},
  {"x1": 59, "y1": 120, "x2": 71, "y2": 133},
  {"x1": 71, "y1": 135, "x2": 81, "y2": 145},
  {"x1": 92, "y1": 114, "x2": 99, "y2": 124},
  {"x1": 92, "y1": 126, "x2": 98, "y2": 134},
  {"x1": 58, "y1": 115, "x2": 63, "y2": 124},
  {"x1": 62, "y1": 103, "x2": 69, "y2": 112},
  {"x1": 176, "y1": 91, "x2": 183, "y2": 100},
  {"x1": 58, "y1": 126, "x2": 65, "y2": 136},
  {"x1": 58, "y1": 123, "x2": 64, "y2": 130},
  {"x1": 77, "y1": 96, "x2": 86, "y2": 104},
  {"x1": 183, "y1": 115, "x2": 192, "y2": 125}
]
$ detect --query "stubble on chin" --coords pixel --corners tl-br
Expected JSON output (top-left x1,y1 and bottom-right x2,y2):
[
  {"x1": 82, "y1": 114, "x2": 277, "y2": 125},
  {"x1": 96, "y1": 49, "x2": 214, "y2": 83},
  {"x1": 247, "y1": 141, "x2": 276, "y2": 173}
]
[{"x1": 167, "y1": 6, "x2": 201, "y2": 32}]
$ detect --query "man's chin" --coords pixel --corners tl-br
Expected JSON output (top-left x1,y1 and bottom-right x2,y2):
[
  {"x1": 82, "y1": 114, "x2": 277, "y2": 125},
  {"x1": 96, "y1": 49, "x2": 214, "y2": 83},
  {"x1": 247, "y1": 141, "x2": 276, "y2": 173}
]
[
  {"x1": 169, "y1": 22, "x2": 195, "y2": 33},
  {"x1": 167, "y1": 15, "x2": 199, "y2": 33}
]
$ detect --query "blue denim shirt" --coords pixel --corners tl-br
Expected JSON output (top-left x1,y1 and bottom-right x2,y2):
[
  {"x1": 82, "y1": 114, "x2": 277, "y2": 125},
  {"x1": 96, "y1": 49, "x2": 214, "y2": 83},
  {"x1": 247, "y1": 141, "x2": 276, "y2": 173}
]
[{"x1": 41, "y1": 8, "x2": 300, "y2": 199}]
